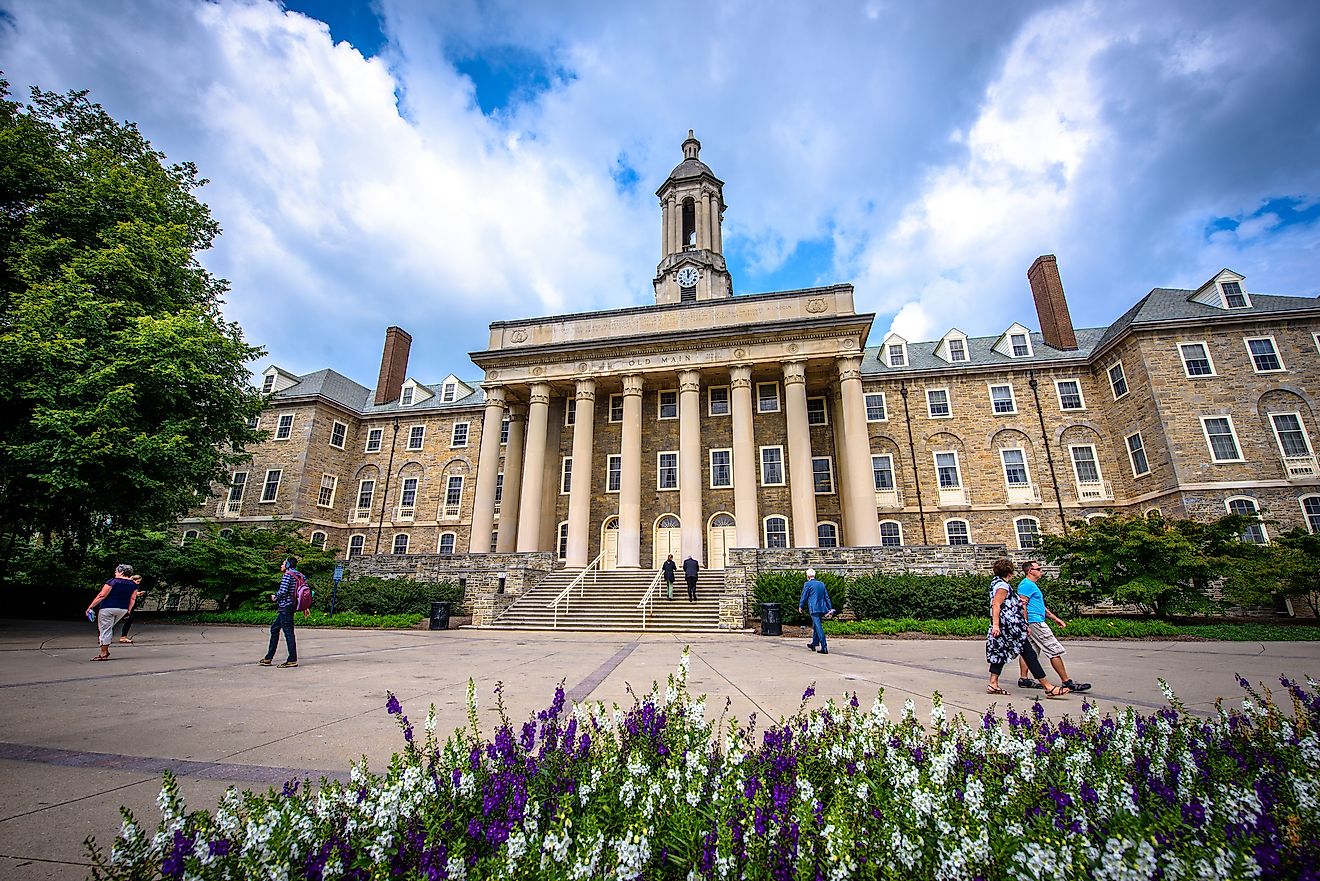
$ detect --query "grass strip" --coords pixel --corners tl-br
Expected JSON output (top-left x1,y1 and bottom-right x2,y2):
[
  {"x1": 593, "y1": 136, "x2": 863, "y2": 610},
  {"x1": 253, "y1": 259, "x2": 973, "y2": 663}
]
[
  {"x1": 822, "y1": 616, "x2": 1320, "y2": 640},
  {"x1": 182, "y1": 610, "x2": 423, "y2": 629}
]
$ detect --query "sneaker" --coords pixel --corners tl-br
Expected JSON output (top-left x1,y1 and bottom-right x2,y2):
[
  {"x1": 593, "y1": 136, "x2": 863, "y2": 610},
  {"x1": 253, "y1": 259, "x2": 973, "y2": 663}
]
[
  {"x1": 819, "y1": 650, "x2": 828, "y2": 655},
  {"x1": 1018, "y1": 678, "x2": 1044, "y2": 689},
  {"x1": 258, "y1": 658, "x2": 272, "y2": 666},
  {"x1": 278, "y1": 660, "x2": 298, "y2": 668},
  {"x1": 807, "y1": 642, "x2": 817, "y2": 651},
  {"x1": 1064, "y1": 679, "x2": 1091, "y2": 692}
]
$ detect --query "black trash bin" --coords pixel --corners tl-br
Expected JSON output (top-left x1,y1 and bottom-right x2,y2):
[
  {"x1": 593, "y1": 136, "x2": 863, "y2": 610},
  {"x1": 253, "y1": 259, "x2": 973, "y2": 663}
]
[
  {"x1": 429, "y1": 601, "x2": 450, "y2": 631},
  {"x1": 759, "y1": 603, "x2": 782, "y2": 636}
]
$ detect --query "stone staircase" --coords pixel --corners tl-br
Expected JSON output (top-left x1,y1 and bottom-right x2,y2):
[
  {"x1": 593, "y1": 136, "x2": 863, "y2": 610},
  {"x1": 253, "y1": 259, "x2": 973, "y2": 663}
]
[{"x1": 486, "y1": 568, "x2": 722, "y2": 632}]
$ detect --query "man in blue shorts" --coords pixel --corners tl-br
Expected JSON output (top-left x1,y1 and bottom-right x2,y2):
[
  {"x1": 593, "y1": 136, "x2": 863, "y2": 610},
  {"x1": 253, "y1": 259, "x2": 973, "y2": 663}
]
[{"x1": 1017, "y1": 561, "x2": 1090, "y2": 692}]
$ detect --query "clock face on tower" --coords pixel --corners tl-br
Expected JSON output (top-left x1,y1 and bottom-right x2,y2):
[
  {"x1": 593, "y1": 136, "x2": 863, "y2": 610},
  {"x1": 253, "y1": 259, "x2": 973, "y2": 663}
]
[{"x1": 676, "y1": 267, "x2": 700, "y2": 287}]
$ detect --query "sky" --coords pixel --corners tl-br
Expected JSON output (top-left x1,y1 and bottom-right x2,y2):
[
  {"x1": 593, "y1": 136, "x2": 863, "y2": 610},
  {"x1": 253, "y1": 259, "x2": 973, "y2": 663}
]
[{"x1": 2, "y1": 0, "x2": 1318, "y2": 388}]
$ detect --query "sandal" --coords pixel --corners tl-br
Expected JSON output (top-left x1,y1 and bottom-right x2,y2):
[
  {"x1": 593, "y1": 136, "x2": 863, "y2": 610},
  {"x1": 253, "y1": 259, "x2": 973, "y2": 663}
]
[
  {"x1": 119, "y1": 637, "x2": 133, "y2": 644},
  {"x1": 91, "y1": 655, "x2": 110, "y2": 661},
  {"x1": 987, "y1": 686, "x2": 1010, "y2": 695},
  {"x1": 1044, "y1": 685, "x2": 1072, "y2": 698}
]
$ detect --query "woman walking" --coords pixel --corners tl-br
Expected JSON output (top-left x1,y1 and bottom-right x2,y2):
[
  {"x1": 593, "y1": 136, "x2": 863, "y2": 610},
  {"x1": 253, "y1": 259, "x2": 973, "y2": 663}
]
[
  {"x1": 85, "y1": 564, "x2": 140, "y2": 661},
  {"x1": 986, "y1": 558, "x2": 1068, "y2": 697},
  {"x1": 117, "y1": 575, "x2": 145, "y2": 643}
]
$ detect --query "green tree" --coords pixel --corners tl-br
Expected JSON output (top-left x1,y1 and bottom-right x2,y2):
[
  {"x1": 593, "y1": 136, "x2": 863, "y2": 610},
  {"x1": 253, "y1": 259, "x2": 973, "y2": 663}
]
[{"x1": 0, "y1": 82, "x2": 265, "y2": 571}]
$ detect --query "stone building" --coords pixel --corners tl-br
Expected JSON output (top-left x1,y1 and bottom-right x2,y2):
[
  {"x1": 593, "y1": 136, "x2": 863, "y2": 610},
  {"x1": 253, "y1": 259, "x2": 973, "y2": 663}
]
[{"x1": 182, "y1": 133, "x2": 1320, "y2": 590}]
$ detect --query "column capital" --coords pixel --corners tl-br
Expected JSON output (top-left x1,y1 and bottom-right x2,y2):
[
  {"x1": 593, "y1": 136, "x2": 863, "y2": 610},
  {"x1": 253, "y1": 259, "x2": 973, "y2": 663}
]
[
  {"x1": 729, "y1": 364, "x2": 753, "y2": 390},
  {"x1": 622, "y1": 373, "x2": 644, "y2": 397},
  {"x1": 782, "y1": 360, "x2": 807, "y2": 386},
  {"x1": 505, "y1": 403, "x2": 527, "y2": 421},
  {"x1": 528, "y1": 382, "x2": 551, "y2": 406},
  {"x1": 574, "y1": 377, "x2": 597, "y2": 402},
  {"x1": 678, "y1": 368, "x2": 702, "y2": 394},
  {"x1": 481, "y1": 385, "x2": 507, "y2": 406},
  {"x1": 836, "y1": 355, "x2": 863, "y2": 382}
]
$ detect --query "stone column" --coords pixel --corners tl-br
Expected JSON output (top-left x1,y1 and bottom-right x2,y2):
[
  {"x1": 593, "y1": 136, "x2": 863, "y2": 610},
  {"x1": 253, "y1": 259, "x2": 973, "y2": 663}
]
[
  {"x1": 783, "y1": 360, "x2": 818, "y2": 547},
  {"x1": 669, "y1": 195, "x2": 679, "y2": 253},
  {"x1": 660, "y1": 198, "x2": 669, "y2": 258},
  {"x1": 713, "y1": 198, "x2": 723, "y2": 253},
  {"x1": 495, "y1": 404, "x2": 526, "y2": 552},
  {"x1": 516, "y1": 383, "x2": 551, "y2": 552},
  {"x1": 695, "y1": 196, "x2": 707, "y2": 250},
  {"x1": 832, "y1": 389, "x2": 857, "y2": 544},
  {"x1": 468, "y1": 385, "x2": 506, "y2": 552},
  {"x1": 678, "y1": 369, "x2": 704, "y2": 561},
  {"x1": 730, "y1": 365, "x2": 759, "y2": 550},
  {"x1": 565, "y1": 378, "x2": 596, "y2": 567},
  {"x1": 837, "y1": 355, "x2": 880, "y2": 546},
  {"x1": 617, "y1": 374, "x2": 644, "y2": 568}
]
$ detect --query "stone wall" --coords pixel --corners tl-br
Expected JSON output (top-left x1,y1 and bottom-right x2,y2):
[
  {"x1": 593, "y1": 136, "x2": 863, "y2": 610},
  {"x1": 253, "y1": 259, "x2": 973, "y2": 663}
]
[{"x1": 346, "y1": 551, "x2": 556, "y2": 625}]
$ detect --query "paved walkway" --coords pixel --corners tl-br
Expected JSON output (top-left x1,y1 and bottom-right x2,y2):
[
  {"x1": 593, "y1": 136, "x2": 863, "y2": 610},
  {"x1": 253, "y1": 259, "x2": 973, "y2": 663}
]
[{"x1": 2, "y1": 619, "x2": 1316, "y2": 880}]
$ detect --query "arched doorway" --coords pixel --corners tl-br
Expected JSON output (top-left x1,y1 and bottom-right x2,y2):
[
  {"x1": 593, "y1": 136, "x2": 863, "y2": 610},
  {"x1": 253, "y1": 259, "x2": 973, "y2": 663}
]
[
  {"x1": 706, "y1": 512, "x2": 736, "y2": 570},
  {"x1": 600, "y1": 517, "x2": 619, "y2": 570},
  {"x1": 653, "y1": 514, "x2": 681, "y2": 568}
]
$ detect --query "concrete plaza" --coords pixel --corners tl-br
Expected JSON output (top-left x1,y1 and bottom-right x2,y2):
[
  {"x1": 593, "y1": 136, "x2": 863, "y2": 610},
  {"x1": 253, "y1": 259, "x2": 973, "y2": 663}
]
[{"x1": 1, "y1": 618, "x2": 1316, "y2": 880}]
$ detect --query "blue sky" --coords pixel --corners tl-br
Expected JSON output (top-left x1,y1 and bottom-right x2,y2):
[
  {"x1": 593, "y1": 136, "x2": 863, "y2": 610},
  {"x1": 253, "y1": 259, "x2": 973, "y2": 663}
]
[{"x1": 2, "y1": 0, "x2": 1318, "y2": 387}]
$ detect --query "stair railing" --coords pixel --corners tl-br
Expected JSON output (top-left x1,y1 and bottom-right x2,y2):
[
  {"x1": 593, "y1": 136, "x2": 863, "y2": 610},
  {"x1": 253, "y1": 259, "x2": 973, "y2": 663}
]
[
  {"x1": 551, "y1": 553, "x2": 603, "y2": 628},
  {"x1": 636, "y1": 569, "x2": 664, "y2": 629}
]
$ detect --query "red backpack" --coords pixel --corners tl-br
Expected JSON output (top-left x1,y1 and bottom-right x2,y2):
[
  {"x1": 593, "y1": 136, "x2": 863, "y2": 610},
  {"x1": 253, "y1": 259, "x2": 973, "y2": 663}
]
[{"x1": 291, "y1": 571, "x2": 314, "y2": 613}]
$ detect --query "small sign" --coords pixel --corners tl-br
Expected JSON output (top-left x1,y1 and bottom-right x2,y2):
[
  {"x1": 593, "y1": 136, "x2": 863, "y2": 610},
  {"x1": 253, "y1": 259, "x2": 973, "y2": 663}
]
[{"x1": 333, "y1": 563, "x2": 344, "y2": 584}]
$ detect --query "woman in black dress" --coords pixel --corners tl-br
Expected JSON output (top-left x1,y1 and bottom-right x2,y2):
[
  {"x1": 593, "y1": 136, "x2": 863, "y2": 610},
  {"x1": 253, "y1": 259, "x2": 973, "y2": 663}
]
[{"x1": 986, "y1": 558, "x2": 1068, "y2": 696}]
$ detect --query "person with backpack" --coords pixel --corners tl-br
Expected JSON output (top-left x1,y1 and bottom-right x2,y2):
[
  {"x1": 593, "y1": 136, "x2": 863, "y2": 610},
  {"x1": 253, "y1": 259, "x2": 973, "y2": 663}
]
[{"x1": 260, "y1": 557, "x2": 303, "y2": 668}]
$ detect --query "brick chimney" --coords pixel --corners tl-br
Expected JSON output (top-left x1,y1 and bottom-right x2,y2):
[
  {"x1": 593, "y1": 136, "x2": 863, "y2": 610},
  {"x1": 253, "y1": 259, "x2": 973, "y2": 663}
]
[
  {"x1": 1027, "y1": 255, "x2": 1078, "y2": 351},
  {"x1": 374, "y1": 326, "x2": 412, "y2": 405}
]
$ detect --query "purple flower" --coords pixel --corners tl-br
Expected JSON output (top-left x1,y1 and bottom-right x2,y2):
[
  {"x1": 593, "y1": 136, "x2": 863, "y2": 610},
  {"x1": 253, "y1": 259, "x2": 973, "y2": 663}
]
[
  {"x1": 1181, "y1": 799, "x2": 1205, "y2": 827},
  {"x1": 802, "y1": 685, "x2": 816, "y2": 701},
  {"x1": 386, "y1": 693, "x2": 402, "y2": 716},
  {"x1": 160, "y1": 829, "x2": 195, "y2": 879},
  {"x1": 208, "y1": 838, "x2": 231, "y2": 857}
]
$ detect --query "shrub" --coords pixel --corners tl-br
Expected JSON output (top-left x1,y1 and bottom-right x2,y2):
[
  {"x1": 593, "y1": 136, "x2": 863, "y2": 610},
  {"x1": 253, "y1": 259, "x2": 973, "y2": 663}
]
[
  {"x1": 752, "y1": 570, "x2": 847, "y2": 625},
  {"x1": 327, "y1": 577, "x2": 465, "y2": 616},
  {"x1": 186, "y1": 610, "x2": 422, "y2": 629},
  {"x1": 846, "y1": 572, "x2": 988, "y2": 619}
]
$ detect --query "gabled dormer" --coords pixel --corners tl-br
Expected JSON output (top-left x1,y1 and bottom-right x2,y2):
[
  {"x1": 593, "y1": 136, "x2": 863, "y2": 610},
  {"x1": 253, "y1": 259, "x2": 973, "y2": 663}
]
[
  {"x1": 992, "y1": 323, "x2": 1034, "y2": 358},
  {"x1": 935, "y1": 329, "x2": 970, "y2": 364},
  {"x1": 881, "y1": 332, "x2": 909, "y2": 368},
  {"x1": 260, "y1": 366, "x2": 301, "y2": 395},
  {"x1": 399, "y1": 379, "x2": 433, "y2": 407},
  {"x1": 1190, "y1": 269, "x2": 1250, "y2": 309},
  {"x1": 437, "y1": 374, "x2": 474, "y2": 404}
]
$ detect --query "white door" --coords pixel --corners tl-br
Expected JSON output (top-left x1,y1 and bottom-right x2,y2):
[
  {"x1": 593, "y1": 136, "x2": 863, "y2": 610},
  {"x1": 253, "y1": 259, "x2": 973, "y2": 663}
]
[
  {"x1": 600, "y1": 518, "x2": 619, "y2": 570},
  {"x1": 706, "y1": 513, "x2": 736, "y2": 570},
  {"x1": 653, "y1": 515, "x2": 682, "y2": 568}
]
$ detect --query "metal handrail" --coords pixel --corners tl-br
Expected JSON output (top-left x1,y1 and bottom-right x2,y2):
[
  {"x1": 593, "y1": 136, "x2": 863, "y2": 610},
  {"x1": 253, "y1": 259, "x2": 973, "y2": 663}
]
[
  {"x1": 551, "y1": 553, "x2": 602, "y2": 628},
  {"x1": 636, "y1": 569, "x2": 664, "y2": 629}
]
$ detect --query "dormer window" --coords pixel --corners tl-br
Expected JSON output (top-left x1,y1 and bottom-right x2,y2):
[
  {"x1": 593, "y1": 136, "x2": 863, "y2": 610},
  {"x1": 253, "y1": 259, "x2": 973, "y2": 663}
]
[
  {"x1": 262, "y1": 374, "x2": 276, "y2": 393},
  {"x1": 948, "y1": 339, "x2": 967, "y2": 362},
  {"x1": 1010, "y1": 333, "x2": 1030, "y2": 357},
  {"x1": 442, "y1": 382, "x2": 456, "y2": 403},
  {"x1": 993, "y1": 324, "x2": 1035, "y2": 359},
  {"x1": 888, "y1": 344, "x2": 906, "y2": 367},
  {"x1": 400, "y1": 387, "x2": 414, "y2": 406},
  {"x1": 1222, "y1": 281, "x2": 1249, "y2": 308}
]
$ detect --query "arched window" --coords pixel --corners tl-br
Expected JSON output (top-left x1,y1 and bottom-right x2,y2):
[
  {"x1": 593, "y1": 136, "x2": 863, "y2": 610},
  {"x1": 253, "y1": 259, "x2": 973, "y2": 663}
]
[
  {"x1": 945, "y1": 519, "x2": 970, "y2": 546},
  {"x1": 682, "y1": 197, "x2": 696, "y2": 248},
  {"x1": 1302, "y1": 495, "x2": 1320, "y2": 534},
  {"x1": 181, "y1": 529, "x2": 198, "y2": 545},
  {"x1": 710, "y1": 513, "x2": 735, "y2": 528},
  {"x1": 1226, "y1": 497, "x2": 1268, "y2": 544},
  {"x1": 218, "y1": 529, "x2": 233, "y2": 540},
  {"x1": 347, "y1": 535, "x2": 365, "y2": 557},
  {"x1": 391, "y1": 533, "x2": 410, "y2": 555},
  {"x1": 657, "y1": 514, "x2": 681, "y2": 529},
  {"x1": 310, "y1": 531, "x2": 326, "y2": 550},
  {"x1": 878, "y1": 520, "x2": 902, "y2": 547},
  {"x1": 817, "y1": 522, "x2": 838, "y2": 548},
  {"x1": 764, "y1": 516, "x2": 788, "y2": 548},
  {"x1": 1015, "y1": 517, "x2": 1040, "y2": 549},
  {"x1": 557, "y1": 521, "x2": 569, "y2": 560},
  {"x1": 438, "y1": 532, "x2": 456, "y2": 555}
]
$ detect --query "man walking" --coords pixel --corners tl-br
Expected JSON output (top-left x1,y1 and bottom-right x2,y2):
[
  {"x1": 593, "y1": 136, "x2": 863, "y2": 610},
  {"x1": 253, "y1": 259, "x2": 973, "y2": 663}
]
[
  {"x1": 1016, "y1": 561, "x2": 1090, "y2": 692},
  {"x1": 798, "y1": 568, "x2": 835, "y2": 655},
  {"x1": 260, "y1": 557, "x2": 301, "y2": 668},
  {"x1": 662, "y1": 554, "x2": 677, "y2": 600},
  {"x1": 682, "y1": 555, "x2": 700, "y2": 602}
]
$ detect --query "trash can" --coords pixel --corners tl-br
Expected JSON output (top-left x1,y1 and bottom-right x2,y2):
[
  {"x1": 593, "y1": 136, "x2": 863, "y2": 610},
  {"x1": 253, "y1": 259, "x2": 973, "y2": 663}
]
[
  {"x1": 759, "y1": 603, "x2": 782, "y2": 636},
  {"x1": 429, "y1": 601, "x2": 450, "y2": 631}
]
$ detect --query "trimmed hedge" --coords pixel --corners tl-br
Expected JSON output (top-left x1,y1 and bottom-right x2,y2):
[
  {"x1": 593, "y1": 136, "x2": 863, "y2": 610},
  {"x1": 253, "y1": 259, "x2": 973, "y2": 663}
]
[
  {"x1": 751, "y1": 570, "x2": 848, "y2": 626},
  {"x1": 186, "y1": 610, "x2": 422, "y2": 628},
  {"x1": 321, "y1": 577, "x2": 465, "y2": 616}
]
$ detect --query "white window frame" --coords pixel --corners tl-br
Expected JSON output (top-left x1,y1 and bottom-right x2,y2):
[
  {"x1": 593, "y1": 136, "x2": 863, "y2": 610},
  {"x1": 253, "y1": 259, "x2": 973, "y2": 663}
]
[
  {"x1": 887, "y1": 342, "x2": 907, "y2": 367},
  {"x1": 247, "y1": 415, "x2": 260, "y2": 430},
  {"x1": 871, "y1": 454, "x2": 895, "y2": 491},
  {"x1": 560, "y1": 456, "x2": 572, "y2": 494},
  {"x1": 864, "y1": 392, "x2": 887, "y2": 422},
  {"x1": 317, "y1": 473, "x2": 338, "y2": 508},
  {"x1": 1055, "y1": 379, "x2": 1086, "y2": 411},
  {"x1": 494, "y1": 472, "x2": 503, "y2": 511},
  {"x1": 988, "y1": 383, "x2": 1016, "y2": 415},
  {"x1": 708, "y1": 385, "x2": 731, "y2": 417},
  {"x1": 356, "y1": 478, "x2": 375, "y2": 514},
  {"x1": 1069, "y1": 444, "x2": 1103, "y2": 484},
  {"x1": 1000, "y1": 448, "x2": 1030, "y2": 487},
  {"x1": 438, "y1": 532, "x2": 457, "y2": 555},
  {"x1": 657, "y1": 389, "x2": 678, "y2": 420},
  {"x1": 365, "y1": 427, "x2": 383, "y2": 452},
  {"x1": 1314, "y1": 332, "x2": 1320, "y2": 355},
  {"x1": 944, "y1": 519, "x2": 970, "y2": 545},
  {"x1": 274, "y1": 412, "x2": 294, "y2": 440},
  {"x1": 226, "y1": 471, "x2": 248, "y2": 506},
  {"x1": 443, "y1": 475, "x2": 464, "y2": 518},
  {"x1": 1126, "y1": 432, "x2": 1151, "y2": 477},
  {"x1": 398, "y1": 476, "x2": 418, "y2": 518},
  {"x1": 806, "y1": 396, "x2": 828, "y2": 426},
  {"x1": 606, "y1": 454, "x2": 622, "y2": 493},
  {"x1": 392, "y1": 533, "x2": 410, "y2": 555},
  {"x1": 1201, "y1": 415, "x2": 1244, "y2": 463},
  {"x1": 557, "y1": 521, "x2": 569, "y2": 560},
  {"x1": 450, "y1": 422, "x2": 470, "y2": 448},
  {"x1": 329, "y1": 420, "x2": 347, "y2": 449},
  {"x1": 1300, "y1": 495, "x2": 1320, "y2": 534},
  {"x1": 259, "y1": 469, "x2": 282, "y2": 503},
  {"x1": 763, "y1": 516, "x2": 788, "y2": 549},
  {"x1": 709, "y1": 448, "x2": 733, "y2": 489},
  {"x1": 1009, "y1": 332, "x2": 1032, "y2": 358},
  {"x1": 759, "y1": 446, "x2": 786, "y2": 486},
  {"x1": 1269, "y1": 412, "x2": 1315, "y2": 472},
  {"x1": 817, "y1": 522, "x2": 839, "y2": 548},
  {"x1": 309, "y1": 531, "x2": 326, "y2": 550},
  {"x1": 1015, "y1": 517, "x2": 1041, "y2": 549},
  {"x1": 933, "y1": 451, "x2": 962, "y2": 489},
  {"x1": 181, "y1": 529, "x2": 199, "y2": 545},
  {"x1": 1220, "y1": 280, "x2": 1250, "y2": 308},
  {"x1": 406, "y1": 425, "x2": 425, "y2": 451},
  {"x1": 608, "y1": 394, "x2": 624, "y2": 423},
  {"x1": 347, "y1": 535, "x2": 365, "y2": 557},
  {"x1": 879, "y1": 520, "x2": 903, "y2": 547},
  {"x1": 1179, "y1": 341, "x2": 1216, "y2": 378},
  {"x1": 947, "y1": 338, "x2": 968, "y2": 362},
  {"x1": 811, "y1": 456, "x2": 835, "y2": 495},
  {"x1": 500, "y1": 419, "x2": 509, "y2": 445},
  {"x1": 657, "y1": 451, "x2": 679, "y2": 491},
  {"x1": 1244, "y1": 336, "x2": 1285, "y2": 373},
  {"x1": 564, "y1": 402, "x2": 576, "y2": 426},
  {"x1": 441, "y1": 382, "x2": 457, "y2": 403},
  {"x1": 756, "y1": 382, "x2": 781, "y2": 413},
  {"x1": 1108, "y1": 362, "x2": 1128, "y2": 399},
  {"x1": 926, "y1": 387, "x2": 951, "y2": 418},
  {"x1": 261, "y1": 374, "x2": 276, "y2": 393},
  {"x1": 1225, "y1": 496, "x2": 1268, "y2": 544},
  {"x1": 400, "y1": 387, "x2": 414, "y2": 406}
]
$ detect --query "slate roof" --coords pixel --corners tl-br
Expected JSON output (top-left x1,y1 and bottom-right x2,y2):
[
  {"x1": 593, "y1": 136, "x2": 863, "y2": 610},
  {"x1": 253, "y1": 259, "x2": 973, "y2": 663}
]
[
  {"x1": 1089, "y1": 288, "x2": 1320, "y2": 353},
  {"x1": 860, "y1": 328, "x2": 1107, "y2": 376},
  {"x1": 269, "y1": 369, "x2": 486, "y2": 415}
]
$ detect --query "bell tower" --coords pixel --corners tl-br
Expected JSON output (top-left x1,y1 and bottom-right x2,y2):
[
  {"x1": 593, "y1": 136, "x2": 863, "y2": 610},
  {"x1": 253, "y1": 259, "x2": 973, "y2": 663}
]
[{"x1": 654, "y1": 130, "x2": 732, "y2": 304}]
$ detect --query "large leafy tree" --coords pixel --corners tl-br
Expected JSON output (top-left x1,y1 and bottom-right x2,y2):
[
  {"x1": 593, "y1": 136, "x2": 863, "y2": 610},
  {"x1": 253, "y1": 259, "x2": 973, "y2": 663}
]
[{"x1": 0, "y1": 82, "x2": 265, "y2": 569}]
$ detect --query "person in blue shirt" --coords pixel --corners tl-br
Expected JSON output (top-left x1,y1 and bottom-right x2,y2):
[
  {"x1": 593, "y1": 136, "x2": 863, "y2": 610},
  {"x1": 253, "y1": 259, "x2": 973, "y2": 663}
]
[
  {"x1": 259, "y1": 557, "x2": 301, "y2": 668},
  {"x1": 798, "y1": 568, "x2": 835, "y2": 655},
  {"x1": 1016, "y1": 561, "x2": 1090, "y2": 692}
]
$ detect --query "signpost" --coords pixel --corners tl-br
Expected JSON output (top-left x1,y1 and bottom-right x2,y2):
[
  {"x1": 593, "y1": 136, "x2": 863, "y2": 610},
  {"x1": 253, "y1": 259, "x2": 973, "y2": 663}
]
[{"x1": 331, "y1": 562, "x2": 344, "y2": 615}]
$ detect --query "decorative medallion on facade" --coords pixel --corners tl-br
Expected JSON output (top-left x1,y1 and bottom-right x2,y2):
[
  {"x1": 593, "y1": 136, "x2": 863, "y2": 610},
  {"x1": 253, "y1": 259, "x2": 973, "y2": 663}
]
[
  {"x1": 806, "y1": 298, "x2": 827, "y2": 314},
  {"x1": 531, "y1": 366, "x2": 544, "y2": 376},
  {"x1": 510, "y1": 330, "x2": 528, "y2": 344}
]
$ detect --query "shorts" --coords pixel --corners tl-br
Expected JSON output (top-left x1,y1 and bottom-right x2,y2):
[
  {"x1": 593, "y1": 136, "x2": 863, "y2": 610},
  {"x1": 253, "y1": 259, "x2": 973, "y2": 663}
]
[{"x1": 1027, "y1": 621, "x2": 1066, "y2": 659}]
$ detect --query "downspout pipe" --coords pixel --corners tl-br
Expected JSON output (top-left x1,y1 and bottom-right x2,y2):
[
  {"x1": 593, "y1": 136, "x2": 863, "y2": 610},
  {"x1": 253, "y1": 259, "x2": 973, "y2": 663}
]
[
  {"x1": 899, "y1": 384, "x2": 928, "y2": 545},
  {"x1": 1028, "y1": 371, "x2": 1069, "y2": 534},
  {"x1": 374, "y1": 418, "x2": 401, "y2": 554}
]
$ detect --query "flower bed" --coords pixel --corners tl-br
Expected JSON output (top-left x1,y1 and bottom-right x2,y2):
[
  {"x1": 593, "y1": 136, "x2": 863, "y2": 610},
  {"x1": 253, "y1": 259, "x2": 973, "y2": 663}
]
[{"x1": 91, "y1": 652, "x2": 1319, "y2": 880}]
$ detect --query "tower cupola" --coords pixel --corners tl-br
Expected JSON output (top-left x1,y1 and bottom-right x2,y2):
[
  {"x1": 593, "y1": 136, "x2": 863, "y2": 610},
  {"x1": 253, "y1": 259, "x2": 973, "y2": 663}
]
[{"x1": 654, "y1": 130, "x2": 732, "y2": 304}]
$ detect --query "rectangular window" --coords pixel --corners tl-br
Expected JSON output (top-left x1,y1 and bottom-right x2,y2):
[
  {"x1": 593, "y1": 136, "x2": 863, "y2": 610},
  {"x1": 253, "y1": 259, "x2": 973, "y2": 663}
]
[
  {"x1": 811, "y1": 457, "x2": 834, "y2": 494},
  {"x1": 1180, "y1": 342, "x2": 1215, "y2": 377},
  {"x1": 365, "y1": 428, "x2": 383, "y2": 452},
  {"x1": 392, "y1": 534, "x2": 409, "y2": 555},
  {"x1": 708, "y1": 385, "x2": 730, "y2": 416},
  {"x1": 879, "y1": 522, "x2": 902, "y2": 547},
  {"x1": 444, "y1": 476, "x2": 464, "y2": 514},
  {"x1": 439, "y1": 533, "x2": 457, "y2": 555},
  {"x1": 757, "y1": 382, "x2": 780, "y2": 413},
  {"x1": 1070, "y1": 445, "x2": 1101, "y2": 483},
  {"x1": 1222, "y1": 281, "x2": 1248, "y2": 308},
  {"x1": 764, "y1": 518, "x2": 788, "y2": 548},
  {"x1": 1202, "y1": 416, "x2": 1242, "y2": 462},
  {"x1": 1010, "y1": 333, "x2": 1030, "y2": 356},
  {"x1": 934, "y1": 452, "x2": 961, "y2": 489},
  {"x1": 948, "y1": 338, "x2": 967, "y2": 362},
  {"x1": 1245, "y1": 337, "x2": 1283, "y2": 372},
  {"x1": 247, "y1": 415, "x2": 259, "y2": 430},
  {"x1": 1127, "y1": 432, "x2": 1151, "y2": 476},
  {"x1": 709, "y1": 449, "x2": 732, "y2": 488},
  {"x1": 347, "y1": 535, "x2": 365, "y2": 557},
  {"x1": 1001, "y1": 449, "x2": 1029, "y2": 486},
  {"x1": 1227, "y1": 498, "x2": 1267, "y2": 543},
  {"x1": 606, "y1": 454, "x2": 622, "y2": 493},
  {"x1": 317, "y1": 474, "x2": 337, "y2": 508},
  {"x1": 451, "y1": 422, "x2": 469, "y2": 447},
  {"x1": 560, "y1": 457, "x2": 572, "y2": 494},
  {"x1": 989, "y1": 384, "x2": 1016, "y2": 414},
  {"x1": 872, "y1": 455, "x2": 895, "y2": 491},
  {"x1": 399, "y1": 477, "x2": 418, "y2": 510},
  {"x1": 658, "y1": 451, "x2": 678, "y2": 490},
  {"x1": 887, "y1": 343, "x2": 906, "y2": 367},
  {"x1": 926, "y1": 388, "x2": 950, "y2": 418},
  {"x1": 806, "y1": 396, "x2": 828, "y2": 426},
  {"x1": 564, "y1": 402, "x2": 576, "y2": 426},
  {"x1": 1270, "y1": 413, "x2": 1312, "y2": 457},
  {"x1": 609, "y1": 394, "x2": 624, "y2": 423},
  {"x1": 1056, "y1": 379, "x2": 1085, "y2": 410},
  {"x1": 407, "y1": 425, "x2": 425, "y2": 450},
  {"x1": 658, "y1": 390, "x2": 678, "y2": 420},
  {"x1": 442, "y1": 382, "x2": 456, "y2": 403},
  {"x1": 865, "y1": 393, "x2": 887, "y2": 421},
  {"x1": 1109, "y1": 362, "x2": 1128, "y2": 399},
  {"x1": 260, "y1": 469, "x2": 282, "y2": 503},
  {"x1": 500, "y1": 419, "x2": 509, "y2": 445},
  {"x1": 227, "y1": 472, "x2": 247, "y2": 504},
  {"x1": 946, "y1": 520, "x2": 970, "y2": 545},
  {"x1": 329, "y1": 421, "x2": 347, "y2": 449},
  {"x1": 494, "y1": 473, "x2": 503, "y2": 510},
  {"x1": 356, "y1": 479, "x2": 375, "y2": 511},
  {"x1": 760, "y1": 446, "x2": 785, "y2": 485},
  {"x1": 1303, "y1": 496, "x2": 1320, "y2": 533},
  {"x1": 400, "y1": 387, "x2": 414, "y2": 406},
  {"x1": 262, "y1": 374, "x2": 276, "y2": 393},
  {"x1": 275, "y1": 413, "x2": 294, "y2": 440}
]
